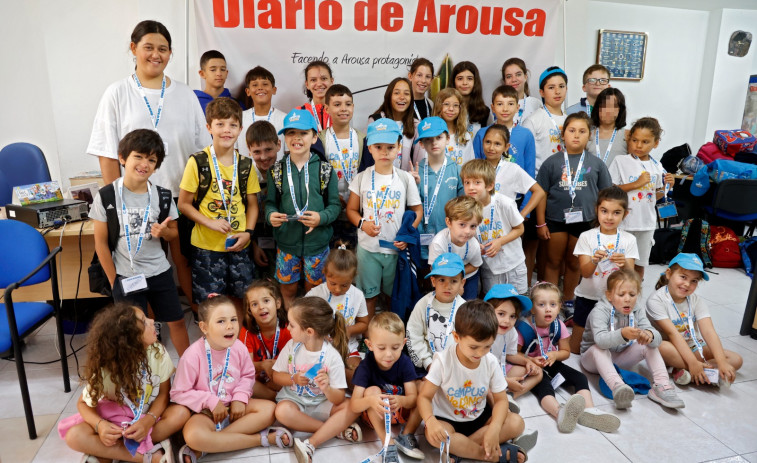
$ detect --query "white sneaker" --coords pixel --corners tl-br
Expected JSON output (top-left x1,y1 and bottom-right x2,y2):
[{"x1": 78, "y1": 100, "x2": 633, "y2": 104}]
[
  {"x1": 578, "y1": 407, "x2": 621, "y2": 433},
  {"x1": 649, "y1": 382, "x2": 685, "y2": 409},
  {"x1": 612, "y1": 384, "x2": 635, "y2": 410},
  {"x1": 557, "y1": 394, "x2": 585, "y2": 433}
]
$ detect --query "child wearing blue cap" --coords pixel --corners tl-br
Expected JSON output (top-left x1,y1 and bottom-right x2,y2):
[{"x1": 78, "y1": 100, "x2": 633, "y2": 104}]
[
  {"x1": 521, "y1": 66, "x2": 568, "y2": 175},
  {"x1": 346, "y1": 118, "x2": 422, "y2": 320},
  {"x1": 264, "y1": 108, "x2": 341, "y2": 308},
  {"x1": 646, "y1": 253, "x2": 742, "y2": 387},
  {"x1": 412, "y1": 116, "x2": 464, "y2": 260},
  {"x1": 484, "y1": 284, "x2": 543, "y2": 405}
]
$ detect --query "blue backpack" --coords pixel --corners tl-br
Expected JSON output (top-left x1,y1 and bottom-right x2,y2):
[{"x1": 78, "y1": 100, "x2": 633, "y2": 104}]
[{"x1": 515, "y1": 319, "x2": 562, "y2": 356}]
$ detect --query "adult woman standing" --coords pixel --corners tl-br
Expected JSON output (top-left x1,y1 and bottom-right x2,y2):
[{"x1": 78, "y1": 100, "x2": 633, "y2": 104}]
[{"x1": 87, "y1": 20, "x2": 209, "y2": 316}]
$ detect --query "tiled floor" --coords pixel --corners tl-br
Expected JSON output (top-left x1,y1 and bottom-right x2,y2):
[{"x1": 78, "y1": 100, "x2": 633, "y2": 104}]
[{"x1": 2, "y1": 265, "x2": 756, "y2": 463}]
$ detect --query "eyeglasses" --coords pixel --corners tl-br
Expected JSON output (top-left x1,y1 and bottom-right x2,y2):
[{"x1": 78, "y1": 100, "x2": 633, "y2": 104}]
[
  {"x1": 442, "y1": 103, "x2": 460, "y2": 110},
  {"x1": 586, "y1": 78, "x2": 610, "y2": 85}
]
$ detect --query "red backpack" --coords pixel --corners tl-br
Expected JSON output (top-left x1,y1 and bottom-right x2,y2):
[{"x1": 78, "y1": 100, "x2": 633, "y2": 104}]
[
  {"x1": 709, "y1": 225, "x2": 742, "y2": 268},
  {"x1": 697, "y1": 142, "x2": 730, "y2": 164}
]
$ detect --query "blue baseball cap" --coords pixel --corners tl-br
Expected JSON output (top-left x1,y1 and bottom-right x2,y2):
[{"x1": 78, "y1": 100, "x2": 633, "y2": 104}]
[
  {"x1": 484, "y1": 284, "x2": 533, "y2": 316},
  {"x1": 426, "y1": 253, "x2": 465, "y2": 279},
  {"x1": 366, "y1": 118, "x2": 402, "y2": 145},
  {"x1": 278, "y1": 109, "x2": 318, "y2": 135},
  {"x1": 669, "y1": 253, "x2": 709, "y2": 280},
  {"x1": 539, "y1": 67, "x2": 567, "y2": 87},
  {"x1": 414, "y1": 117, "x2": 448, "y2": 144},
  {"x1": 689, "y1": 166, "x2": 710, "y2": 197}
]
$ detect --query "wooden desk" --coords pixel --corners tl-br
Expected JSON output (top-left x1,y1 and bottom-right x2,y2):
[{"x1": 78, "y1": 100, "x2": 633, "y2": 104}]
[{"x1": 10, "y1": 220, "x2": 105, "y2": 302}]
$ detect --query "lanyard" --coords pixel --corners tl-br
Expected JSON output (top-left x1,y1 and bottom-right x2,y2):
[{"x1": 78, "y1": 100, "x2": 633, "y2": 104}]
[
  {"x1": 439, "y1": 431, "x2": 450, "y2": 463},
  {"x1": 371, "y1": 168, "x2": 395, "y2": 226},
  {"x1": 328, "y1": 292, "x2": 353, "y2": 322},
  {"x1": 426, "y1": 293, "x2": 457, "y2": 354},
  {"x1": 597, "y1": 231, "x2": 621, "y2": 256},
  {"x1": 359, "y1": 398, "x2": 392, "y2": 463},
  {"x1": 413, "y1": 99, "x2": 431, "y2": 120},
  {"x1": 209, "y1": 146, "x2": 238, "y2": 227},
  {"x1": 633, "y1": 155, "x2": 671, "y2": 197},
  {"x1": 610, "y1": 306, "x2": 635, "y2": 347},
  {"x1": 286, "y1": 154, "x2": 311, "y2": 217},
  {"x1": 132, "y1": 73, "x2": 165, "y2": 129},
  {"x1": 329, "y1": 128, "x2": 357, "y2": 185},
  {"x1": 289, "y1": 342, "x2": 326, "y2": 397},
  {"x1": 122, "y1": 367, "x2": 148, "y2": 424},
  {"x1": 594, "y1": 128, "x2": 618, "y2": 163},
  {"x1": 543, "y1": 104, "x2": 563, "y2": 144},
  {"x1": 531, "y1": 315, "x2": 557, "y2": 360},
  {"x1": 117, "y1": 178, "x2": 151, "y2": 273},
  {"x1": 500, "y1": 337, "x2": 508, "y2": 377},
  {"x1": 478, "y1": 205, "x2": 495, "y2": 244},
  {"x1": 448, "y1": 241, "x2": 469, "y2": 261},
  {"x1": 252, "y1": 108, "x2": 273, "y2": 122},
  {"x1": 257, "y1": 322, "x2": 281, "y2": 360},
  {"x1": 423, "y1": 157, "x2": 448, "y2": 225},
  {"x1": 204, "y1": 339, "x2": 231, "y2": 431},
  {"x1": 514, "y1": 98, "x2": 526, "y2": 126},
  {"x1": 563, "y1": 151, "x2": 586, "y2": 204},
  {"x1": 308, "y1": 101, "x2": 323, "y2": 132},
  {"x1": 587, "y1": 103, "x2": 593, "y2": 116},
  {"x1": 666, "y1": 288, "x2": 704, "y2": 357}
]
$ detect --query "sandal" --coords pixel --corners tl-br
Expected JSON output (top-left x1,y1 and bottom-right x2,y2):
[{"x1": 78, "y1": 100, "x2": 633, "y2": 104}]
[
  {"x1": 260, "y1": 426, "x2": 294, "y2": 448},
  {"x1": 143, "y1": 439, "x2": 175, "y2": 463},
  {"x1": 294, "y1": 438, "x2": 315, "y2": 463},
  {"x1": 336, "y1": 422, "x2": 363, "y2": 443},
  {"x1": 178, "y1": 444, "x2": 205, "y2": 463},
  {"x1": 499, "y1": 442, "x2": 527, "y2": 463}
]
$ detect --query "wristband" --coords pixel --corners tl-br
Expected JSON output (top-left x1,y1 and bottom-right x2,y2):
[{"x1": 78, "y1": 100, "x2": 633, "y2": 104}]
[
  {"x1": 535, "y1": 223, "x2": 547, "y2": 228},
  {"x1": 245, "y1": 228, "x2": 254, "y2": 236},
  {"x1": 358, "y1": 218, "x2": 364, "y2": 230}
]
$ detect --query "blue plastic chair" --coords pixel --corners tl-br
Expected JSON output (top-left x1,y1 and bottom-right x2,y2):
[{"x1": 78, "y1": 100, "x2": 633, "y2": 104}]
[
  {"x1": 703, "y1": 179, "x2": 757, "y2": 237},
  {"x1": 0, "y1": 220, "x2": 70, "y2": 439},
  {"x1": 0, "y1": 142, "x2": 52, "y2": 205}
]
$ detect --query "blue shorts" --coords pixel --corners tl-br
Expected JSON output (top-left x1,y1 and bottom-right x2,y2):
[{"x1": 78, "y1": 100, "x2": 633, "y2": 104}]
[
  {"x1": 275, "y1": 247, "x2": 329, "y2": 286},
  {"x1": 191, "y1": 247, "x2": 253, "y2": 303}
]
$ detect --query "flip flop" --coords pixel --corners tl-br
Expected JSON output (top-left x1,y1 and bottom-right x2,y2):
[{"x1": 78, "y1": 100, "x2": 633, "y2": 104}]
[{"x1": 260, "y1": 426, "x2": 294, "y2": 448}]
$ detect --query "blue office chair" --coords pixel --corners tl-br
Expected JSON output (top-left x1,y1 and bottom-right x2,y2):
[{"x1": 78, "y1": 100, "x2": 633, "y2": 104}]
[
  {"x1": 0, "y1": 220, "x2": 70, "y2": 439},
  {"x1": 0, "y1": 142, "x2": 52, "y2": 205},
  {"x1": 703, "y1": 179, "x2": 757, "y2": 237}
]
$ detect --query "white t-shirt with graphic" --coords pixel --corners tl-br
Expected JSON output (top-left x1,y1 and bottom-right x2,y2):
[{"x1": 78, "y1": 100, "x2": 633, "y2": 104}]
[
  {"x1": 477, "y1": 193, "x2": 525, "y2": 273},
  {"x1": 574, "y1": 228, "x2": 639, "y2": 300},
  {"x1": 273, "y1": 339, "x2": 347, "y2": 406},
  {"x1": 428, "y1": 228, "x2": 483, "y2": 279},
  {"x1": 521, "y1": 107, "x2": 566, "y2": 175},
  {"x1": 323, "y1": 128, "x2": 360, "y2": 202},
  {"x1": 406, "y1": 292, "x2": 467, "y2": 369},
  {"x1": 646, "y1": 287, "x2": 711, "y2": 351},
  {"x1": 494, "y1": 160, "x2": 536, "y2": 200},
  {"x1": 306, "y1": 283, "x2": 368, "y2": 353},
  {"x1": 609, "y1": 155, "x2": 665, "y2": 231},
  {"x1": 349, "y1": 167, "x2": 421, "y2": 254},
  {"x1": 446, "y1": 132, "x2": 475, "y2": 167},
  {"x1": 426, "y1": 346, "x2": 506, "y2": 422}
]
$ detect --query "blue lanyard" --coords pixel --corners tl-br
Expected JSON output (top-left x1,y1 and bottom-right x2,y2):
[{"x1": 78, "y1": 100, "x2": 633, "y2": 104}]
[
  {"x1": 132, "y1": 73, "x2": 165, "y2": 129},
  {"x1": 359, "y1": 397, "x2": 392, "y2": 463},
  {"x1": 542, "y1": 104, "x2": 563, "y2": 144},
  {"x1": 256, "y1": 322, "x2": 281, "y2": 360},
  {"x1": 286, "y1": 154, "x2": 311, "y2": 217},
  {"x1": 563, "y1": 151, "x2": 586, "y2": 204},
  {"x1": 666, "y1": 288, "x2": 704, "y2": 357},
  {"x1": 514, "y1": 98, "x2": 525, "y2": 126},
  {"x1": 610, "y1": 306, "x2": 635, "y2": 347},
  {"x1": 531, "y1": 315, "x2": 557, "y2": 360},
  {"x1": 117, "y1": 178, "x2": 151, "y2": 273},
  {"x1": 597, "y1": 231, "x2": 621, "y2": 256},
  {"x1": 289, "y1": 343, "x2": 326, "y2": 397},
  {"x1": 308, "y1": 101, "x2": 323, "y2": 132},
  {"x1": 633, "y1": 154, "x2": 670, "y2": 197},
  {"x1": 204, "y1": 339, "x2": 231, "y2": 431},
  {"x1": 328, "y1": 292, "x2": 353, "y2": 322},
  {"x1": 448, "y1": 241, "x2": 469, "y2": 261},
  {"x1": 423, "y1": 157, "x2": 448, "y2": 225},
  {"x1": 595, "y1": 128, "x2": 618, "y2": 163},
  {"x1": 426, "y1": 293, "x2": 457, "y2": 354},
  {"x1": 209, "y1": 146, "x2": 238, "y2": 227},
  {"x1": 123, "y1": 367, "x2": 148, "y2": 424},
  {"x1": 329, "y1": 128, "x2": 356, "y2": 185},
  {"x1": 252, "y1": 108, "x2": 273, "y2": 122},
  {"x1": 371, "y1": 168, "x2": 395, "y2": 226}
]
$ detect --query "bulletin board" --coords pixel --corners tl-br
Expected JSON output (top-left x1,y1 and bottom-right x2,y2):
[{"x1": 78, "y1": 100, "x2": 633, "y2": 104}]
[{"x1": 596, "y1": 30, "x2": 648, "y2": 81}]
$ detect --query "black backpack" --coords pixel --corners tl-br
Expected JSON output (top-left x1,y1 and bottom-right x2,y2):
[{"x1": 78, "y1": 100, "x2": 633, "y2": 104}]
[
  {"x1": 677, "y1": 218, "x2": 713, "y2": 269},
  {"x1": 649, "y1": 227, "x2": 682, "y2": 265},
  {"x1": 88, "y1": 183, "x2": 173, "y2": 296}
]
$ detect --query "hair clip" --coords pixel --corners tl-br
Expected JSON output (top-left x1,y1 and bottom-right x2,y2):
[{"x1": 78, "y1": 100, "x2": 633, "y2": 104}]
[
  {"x1": 338, "y1": 244, "x2": 347, "y2": 250},
  {"x1": 207, "y1": 292, "x2": 221, "y2": 299}
]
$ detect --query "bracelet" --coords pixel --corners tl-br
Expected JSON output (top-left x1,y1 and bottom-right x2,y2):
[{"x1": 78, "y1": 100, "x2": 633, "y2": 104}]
[
  {"x1": 535, "y1": 223, "x2": 547, "y2": 228},
  {"x1": 244, "y1": 228, "x2": 254, "y2": 236},
  {"x1": 357, "y1": 218, "x2": 364, "y2": 230},
  {"x1": 146, "y1": 412, "x2": 159, "y2": 424},
  {"x1": 95, "y1": 418, "x2": 104, "y2": 434}
]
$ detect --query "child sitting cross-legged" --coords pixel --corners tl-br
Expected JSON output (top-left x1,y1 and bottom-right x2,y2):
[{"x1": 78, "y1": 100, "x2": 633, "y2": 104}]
[{"x1": 419, "y1": 300, "x2": 528, "y2": 463}]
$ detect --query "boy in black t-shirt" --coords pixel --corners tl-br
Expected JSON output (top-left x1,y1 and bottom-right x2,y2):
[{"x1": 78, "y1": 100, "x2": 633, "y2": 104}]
[{"x1": 350, "y1": 312, "x2": 420, "y2": 463}]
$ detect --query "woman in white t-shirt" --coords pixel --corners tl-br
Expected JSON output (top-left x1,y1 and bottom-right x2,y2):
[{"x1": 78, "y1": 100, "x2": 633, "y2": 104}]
[{"x1": 87, "y1": 20, "x2": 209, "y2": 317}]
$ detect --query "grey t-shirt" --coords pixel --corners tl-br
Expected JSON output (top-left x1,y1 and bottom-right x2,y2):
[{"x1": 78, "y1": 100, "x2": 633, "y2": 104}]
[
  {"x1": 536, "y1": 151, "x2": 612, "y2": 223},
  {"x1": 90, "y1": 183, "x2": 178, "y2": 278},
  {"x1": 586, "y1": 133, "x2": 628, "y2": 168}
]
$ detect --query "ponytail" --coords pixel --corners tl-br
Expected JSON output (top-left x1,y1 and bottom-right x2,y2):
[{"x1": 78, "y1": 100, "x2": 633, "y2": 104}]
[{"x1": 331, "y1": 312, "x2": 350, "y2": 362}]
